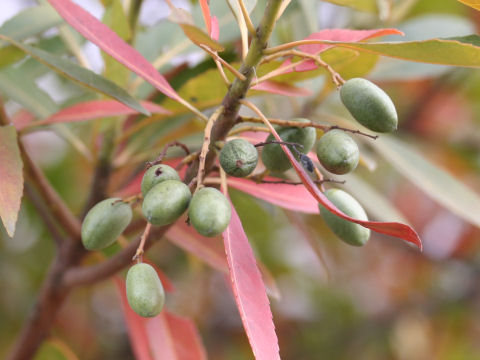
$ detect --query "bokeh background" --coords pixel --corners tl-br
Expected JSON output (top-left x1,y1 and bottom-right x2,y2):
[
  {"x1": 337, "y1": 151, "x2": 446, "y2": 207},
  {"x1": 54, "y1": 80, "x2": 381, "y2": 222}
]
[{"x1": 1, "y1": 0, "x2": 480, "y2": 359}]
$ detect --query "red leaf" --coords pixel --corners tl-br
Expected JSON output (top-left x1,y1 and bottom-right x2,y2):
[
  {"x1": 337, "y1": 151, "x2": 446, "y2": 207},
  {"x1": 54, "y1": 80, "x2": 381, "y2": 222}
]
[
  {"x1": 252, "y1": 80, "x2": 312, "y2": 97},
  {"x1": 228, "y1": 177, "x2": 319, "y2": 214},
  {"x1": 11, "y1": 109, "x2": 35, "y2": 130},
  {"x1": 223, "y1": 202, "x2": 280, "y2": 360},
  {"x1": 265, "y1": 122, "x2": 423, "y2": 249},
  {"x1": 47, "y1": 0, "x2": 181, "y2": 101},
  {"x1": 295, "y1": 28, "x2": 404, "y2": 71},
  {"x1": 166, "y1": 221, "x2": 228, "y2": 273},
  {"x1": 0, "y1": 125, "x2": 23, "y2": 237},
  {"x1": 210, "y1": 16, "x2": 219, "y2": 41},
  {"x1": 19, "y1": 100, "x2": 170, "y2": 130},
  {"x1": 146, "y1": 311, "x2": 207, "y2": 360},
  {"x1": 199, "y1": 0, "x2": 212, "y2": 37},
  {"x1": 115, "y1": 278, "x2": 154, "y2": 360}
]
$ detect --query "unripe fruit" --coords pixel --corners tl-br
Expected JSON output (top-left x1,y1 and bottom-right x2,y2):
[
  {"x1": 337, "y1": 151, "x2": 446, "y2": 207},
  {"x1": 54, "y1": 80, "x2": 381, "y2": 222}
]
[
  {"x1": 81, "y1": 198, "x2": 132, "y2": 251},
  {"x1": 261, "y1": 118, "x2": 316, "y2": 173},
  {"x1": 316, "y1": 130, "x2": 359, "y2": 175},
  {"x1": 126, "y1": 263, "x2": 165, "y2": 318},
  {"x1": 142, "y1": 180, "x2": 191, "y2": 226},
  {"x1": 188, "y1": 187, "x2": 231, "y2": 237},
  {"x1": 319, "y1": 189, "x2": 370, "y2": 246},
  {"x1": 220, "y1": 139, "x2": 258, "y2": 177},
  {"x1": 340, "y1": 78, "x2": 398, "y2": 133},
  {"x1": 141, "y1": 164, "x2": 180, "y2": 196}
]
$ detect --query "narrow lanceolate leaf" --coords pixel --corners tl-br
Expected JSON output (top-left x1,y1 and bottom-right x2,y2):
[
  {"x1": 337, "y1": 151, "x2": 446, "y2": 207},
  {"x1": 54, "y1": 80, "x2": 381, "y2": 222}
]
[
  {"x1": 312, "y1": 35, "x2": 480, "y2": 67},
  {"x1": 251, "y1": 81, "x2": 312, "y2": 97},
  {"x1": 373, "y1": 136, "x2": 480, "y2": 228},
  {"x1": 295, "y1": 28, "x2": 403, "y2": 71},
  {"x1": 0, "y1": 35, "x2": 148, "y2": 115},
  {"x1": 115, "y1": 278, "x2": 154, "y2": 360},
  {"x1": 200, "y1": 0, "x2": 212, "y2": 36},
  {"x1": 168, "y1": 7, "x2": 224, "y2": 51},
  {"x1": 223, "y1": 203, "x2": 280, "y2": 360},
  {"x1": 264, "y1": 121, "x2": 423, "y2": 249},
  {"x1": 27, "y1": 100, "x2": 170, "y2": 130},
  {"x1": 458, "y1": 0, "x2": 480, "y2": 11},
  {"x1": 146, "y1": 312, "x2": 207, "y2": 360},
  {"x1": 0, "y1": 126, "x2": 23, "y2": 237},
  {"x1": 228, "y1": 177, "x2": 319, "y2": 214},
  {"x1": 47, "y1": 0, "x2": 181, "y2": 102}
]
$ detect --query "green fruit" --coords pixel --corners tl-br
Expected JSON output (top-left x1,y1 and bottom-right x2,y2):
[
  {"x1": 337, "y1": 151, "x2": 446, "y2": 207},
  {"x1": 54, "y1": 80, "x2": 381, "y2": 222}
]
[
  {"x1": 340, "y1": 78, "x2": 398, "y2": 133},
  {"x1": 141, "y1": 164, "x2": 180, "y2": 196},
  {"x1": 316, "y1": 130, "x2": 359, "y2": 175},
  {"x1": 142, "y1": 180, "x2": 191, "y2": 226},
  {"x1": 219, "y1": 139, "x2": 258, "y2": 177},
  {"x1": 81, "y1": 198, "x2": 132, "y2": 251},
  {"x1": 126, "y1": 263, "x2": 165, "y2": 318},
  {"x1": 319, "y1": 189, "x2": 370, "y2": 246},
  {"x1": 261, "y1": 118, "x2": 316, "y2": 173},
  {"x1": 188, "y1": 187, "x2": 231, "y2": 237}
]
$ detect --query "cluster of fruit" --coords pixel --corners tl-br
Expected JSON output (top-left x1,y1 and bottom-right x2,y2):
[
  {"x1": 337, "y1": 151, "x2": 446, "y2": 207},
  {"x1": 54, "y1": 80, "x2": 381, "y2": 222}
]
[
  {"x1": 81, "y1": 164, "x2": 232, "y2": 317},
  {"x1": 219, "y1": 78, "x2": 397, "y2": 247},
  {"x1": 79, "y1": 77, "x2": 396, "y2": 317}
]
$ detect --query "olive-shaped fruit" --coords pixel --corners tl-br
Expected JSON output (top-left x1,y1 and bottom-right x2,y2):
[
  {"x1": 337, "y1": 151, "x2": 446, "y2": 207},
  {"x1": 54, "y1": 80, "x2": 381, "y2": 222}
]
[
  {"x1": 319, "y1": 188, "x2": 370, "y2": 246},
  {"x1": 142, "y1": 180, "x2": 191, "y2": 226},
  {"x1": 220, "y1": 139, "x2": 258, "y2": 177},
  {"x1": 81, "y1": 198, "x2": 132, "y2": 251},
  {"x1": 340, "y1": 78, "x2": 398, "y2": 133},
  {"x1": 126, "y1": 263, "x2": 165, "y2": 317},
  {"x1": 141, "y1": 164, "x2": 180, "y2": 196},
  {"x1": 261, "y1": 118, "x2": 316, "y2": 173},
  {"x1": 316, "y1": 130, "x2": 359, "y2": 175},
  {"x1": 188, "y1": 187, "x2": 231, "y2": 237}
]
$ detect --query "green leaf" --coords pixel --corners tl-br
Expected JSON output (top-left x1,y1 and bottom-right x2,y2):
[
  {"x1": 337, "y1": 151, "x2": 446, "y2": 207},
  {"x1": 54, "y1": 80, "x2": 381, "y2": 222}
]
[
  {"x1": 0, "y1": 34, "x2": 149, "y2": 116},
  {"x1": 325, "y1": 35, "x2": 480, "y2": 67},
  {"x1": 0, "y1": 125, "x2": 23, "y2": 238},
  {"x1": 372, "y1": 136, "x2": 480, "y2": 228},
  {"x1": 0, "y1": 67, "x2": 58, "y2": 118},
  {"x1": 321, "y1": 0, "x2": 377, "y2": 12}
]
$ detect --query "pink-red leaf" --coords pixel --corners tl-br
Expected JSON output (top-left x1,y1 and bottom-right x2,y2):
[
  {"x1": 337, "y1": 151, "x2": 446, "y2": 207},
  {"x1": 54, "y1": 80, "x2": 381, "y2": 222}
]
[
  {"x1": 0, "y1": 125, "x2": 23, "y2": 237},
  {"x1": 294, "y1": 28, "x2": 403, "y2": 71},
  {"x1": 47, "y1": 0, "x2": 181, "y2": 101},
  {"x1": 223, "y1": 202, "x2": 280, "y2": 360},
  {"x1": 146, "y1": 311, "x2": 207, "y2": 360},
  {"x1": 18, "y1": 100, "x2": 170, "y2": 130},
  {"x1": 210, "y1": 16, "x2": 219, "y2": 41},
  {"x1": 199, "y1": 0, "x2": 219, "y2": 40},
  {"x1": 115, "y1": 278, "x2": 154, "y2": 360},
  {"x1": 228, "y1": 177, "x2": 319, "y2": 213},
  {"x1": 166, "y1": 221, "x2": 228, "y2": 273},
  {"x1": 252, "y1": 80, "x2": 312, "y2": 97},
  {"x1": 265, "y1": 122, "x2": 422, "y2": 249}
]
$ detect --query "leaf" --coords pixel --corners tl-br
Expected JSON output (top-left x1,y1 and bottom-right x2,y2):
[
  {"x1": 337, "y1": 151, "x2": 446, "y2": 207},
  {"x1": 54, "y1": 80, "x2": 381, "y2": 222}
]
[
  {"x1": 321, "y1": 0, "x2": 378, "y2": 12},
  {"x1": 145, "y1": 311, "x2": 207, "y2": 360},
  {"x1": 0, "y1": 126, "x2": 23, "y2": 238},
  {"x1": 34, "y1": 339, "x2": 79, "y2": 360},
  {"x1": 314, "y1": 35, "x2": 480, "y2": 67},
  {"x1": 263, "y1": 120, "x2": 423, "y2": 249},
  {"x1": 0, "y1": 34, "x2": 148, "y2": 115},
  {"x1": 227, "y1": 177, "x2": 319, "y2": 214},
  {"x1": 168, "y1": 6, "x2": 224, "y2": 51},
  {"x1": 251, "y1": 81, "x2": 312, "y2": 97},
  {"x1": 458, "y1": 0, "x2": 480, "y2": 11},
  {"x1": 223, "y1": 202, "x2": 280, "y2": 360},
  {"x1": 166, "y1": 221, "x2": 228, "y2": 273},
  {"x1": 115, "y1": 278, "x2": 154, "y2": 360},
  {"x1": 200, "y1": 0, "x2": 212, "y2": 36},
  {"x1": 372, "y1": 136, "x2": 480, "y2": 228},
  {"x1": 294, "y1": 28, "x2": 403, "y2": 71},
  {"x1": 26, "y1": 100, "x2": 170, "y2": 130},
  {"x1": 47, "y1": 0, "x2": 181, "y2": 102}
]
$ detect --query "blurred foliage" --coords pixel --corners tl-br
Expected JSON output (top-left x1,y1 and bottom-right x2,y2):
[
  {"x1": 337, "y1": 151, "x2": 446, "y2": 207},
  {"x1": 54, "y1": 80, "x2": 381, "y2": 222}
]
[{"x1": 1, "y1": 0, "x2": 480, "y2": 359}]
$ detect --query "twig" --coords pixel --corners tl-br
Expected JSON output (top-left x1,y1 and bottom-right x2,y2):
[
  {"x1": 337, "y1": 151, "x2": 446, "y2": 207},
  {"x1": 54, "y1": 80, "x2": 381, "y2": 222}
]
[
  {"x1": 228, "y1": 125, "x2": 270, "y2": 136},
  {"x1": 133, "y1": 222, "x2": 152, "y2": 262},
  {"x1": 264, "y1": 39, "x2": 340, "y2": 55},
  {"x1": 147, "y1": 141, "x2": 191, "y2": 168},
  {"x1": 196, "y1": 106, "x2": 224, "y2": 191},
  {"x1": 254, "y1": 140, "x2": 304, "y2": 149},
  {"x1": 200, "y1": 45, "x2": 247, "y2": 81},
  {"x1": 238, "y1": 0, "x2": 256, "y2": 35}
]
